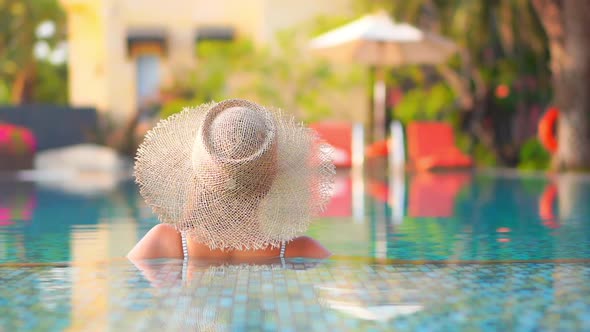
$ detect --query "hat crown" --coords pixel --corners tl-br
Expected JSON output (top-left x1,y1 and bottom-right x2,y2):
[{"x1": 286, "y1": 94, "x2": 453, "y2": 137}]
[
  {"x1": 198, "y1": 100, "x2": 276, "y2": 168},
  {"x1": 207, "y1": 106, "x2": 272, "y2": 162}
]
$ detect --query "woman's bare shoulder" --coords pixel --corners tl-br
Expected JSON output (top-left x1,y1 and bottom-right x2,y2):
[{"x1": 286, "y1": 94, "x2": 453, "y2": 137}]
[
  {"x1": 286, "y1": 236, "x2": 331, "y2": 259},
  {"x1": 127, "y1": 224, "x2": 183, "y2": 260}
]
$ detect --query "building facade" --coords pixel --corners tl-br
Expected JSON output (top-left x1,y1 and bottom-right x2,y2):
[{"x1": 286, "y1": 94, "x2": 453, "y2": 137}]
[{"x1": 59, "y1": 0, "x2": 355, "y2": 126}]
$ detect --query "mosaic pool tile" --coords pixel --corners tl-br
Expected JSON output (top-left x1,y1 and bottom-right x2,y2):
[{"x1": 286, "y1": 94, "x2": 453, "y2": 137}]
[{"x1": 1, "y1": 260, "x2": 589, "y2": 331}]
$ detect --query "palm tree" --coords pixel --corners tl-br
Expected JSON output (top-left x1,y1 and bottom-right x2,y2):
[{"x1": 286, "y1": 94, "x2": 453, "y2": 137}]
[{"x1": 532, "y1": 0, "x2": 590, "y2": 170}]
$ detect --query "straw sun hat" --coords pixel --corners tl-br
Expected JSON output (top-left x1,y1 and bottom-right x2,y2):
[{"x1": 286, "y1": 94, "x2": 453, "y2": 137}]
[{"x1": 135, "y1": 99, "x2": 335, "y2": 251}]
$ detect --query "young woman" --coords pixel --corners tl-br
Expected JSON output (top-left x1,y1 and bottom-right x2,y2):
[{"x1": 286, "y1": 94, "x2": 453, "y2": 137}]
[{"x1": 128, "y1": 99, "x2": 334, "y2": 262}]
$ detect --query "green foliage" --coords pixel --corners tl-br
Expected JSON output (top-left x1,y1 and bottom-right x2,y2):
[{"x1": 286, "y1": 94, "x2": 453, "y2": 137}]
[
  {"x1": 160, "y1": 99, "x2": 193, "y2": 120},
  {"x1": 394, "y1": 82, "x2": 456, "y2": 124},
  {"x1": 0, "y1": 0, "x2": 67, "y2": 104},
  {"x1": 160, "y1": 18, "x2": 366, "y2": 123},
  {"x1": 309, "y1": 15, "x2": 359, "y2": 36},
  {"x1": 159, "y1": 39, "x2": 256, "y2": 118},
  {"x1": 0, "y1": 79, "x2": 9, "y2": 103},
  {"x1": 518, "y1": 138, "x2": 551, "y2": 170},
  {"x1": 473, "y1": 143, "x2": 497, "y2": 167},
  {"x1": 32, "y1": 61, "x2": 68, "y2": 104}
]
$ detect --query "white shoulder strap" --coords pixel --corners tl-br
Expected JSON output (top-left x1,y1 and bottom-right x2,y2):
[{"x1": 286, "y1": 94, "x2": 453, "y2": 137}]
[
  {"x1": 279, "y1": 240, "x2": 286, "y2": 258},
  {"x1": 181, "y1": 232, "x2": 189, "y2": 260},
  {"x1": 181, "y1": 232, "x2": 189, "y2": 283}
]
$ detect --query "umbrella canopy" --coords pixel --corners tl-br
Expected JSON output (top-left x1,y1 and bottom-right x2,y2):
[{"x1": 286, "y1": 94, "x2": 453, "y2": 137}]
[
  {"x1": 310, "y1": 11, "x2": 457, "y2": 66},
  {"x1": 309, "y1": 12, "x2": 457, "y2": 143}
]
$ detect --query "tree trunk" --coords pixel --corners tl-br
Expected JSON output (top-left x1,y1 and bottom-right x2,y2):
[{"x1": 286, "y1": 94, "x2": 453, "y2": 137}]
[
  {"x1": 10, "y1": 66, "x2": 35, "y2": 104},
  {"x1": 532, "y1": 0, "x2": 590, "y2": 170}
]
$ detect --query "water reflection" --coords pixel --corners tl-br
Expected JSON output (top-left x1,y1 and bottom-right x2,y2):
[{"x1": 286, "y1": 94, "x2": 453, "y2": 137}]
[
  {"x1": 130, "y1": 258, "x2": 325, "y2": 289},
  {"x1": 0, "y1": 171, "x2": 589, "y2": 264},
  {"x1": 407, "y1": 172, "x2": 471, "y2": 218},
  {"x1": 0, "y1": 182, "x2": 35, "y2": 227},
  {"x1": 365, "y1": 171, "x2": 590, "y2": 261},
  {"x1": 539, "y1": 183, "x2": 559, "y2": 229},
  {"x1": 0, "y1": 179, "x2": 153, "y2": 263}
]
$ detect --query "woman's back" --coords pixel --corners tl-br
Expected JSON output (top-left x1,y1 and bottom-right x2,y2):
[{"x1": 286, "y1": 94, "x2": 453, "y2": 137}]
[{"x1": 128, "y1": 224, "x2": 331, "y2": 261}]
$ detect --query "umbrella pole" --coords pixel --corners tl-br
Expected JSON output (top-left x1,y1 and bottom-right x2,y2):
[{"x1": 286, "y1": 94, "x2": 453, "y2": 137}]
[{"x1": 373, "y1": 67, "x2": 387, "y2": 142}]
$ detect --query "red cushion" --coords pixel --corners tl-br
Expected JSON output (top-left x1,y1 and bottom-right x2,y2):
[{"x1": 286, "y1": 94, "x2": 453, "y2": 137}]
[
  {"x1": 406, "y1": 122, "x2": 474, "y2": 170},
  {"x1": 309, "y1": 122, "x2": 353, "y2": 168},
  {"x1": 407, "y1": 122, "x2": 456, "y2": 160}
]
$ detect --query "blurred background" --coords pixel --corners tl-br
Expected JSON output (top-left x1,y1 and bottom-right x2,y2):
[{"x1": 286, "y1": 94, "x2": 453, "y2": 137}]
[
  {"x1": 2, "y1": 0, "x2": 588, "y2": 173},
  {"x1": 3, "y1": 3, "x2": 590, "y2": 330}
]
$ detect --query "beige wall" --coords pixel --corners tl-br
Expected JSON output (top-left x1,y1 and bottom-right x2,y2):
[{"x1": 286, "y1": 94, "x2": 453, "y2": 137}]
[
  {"x1": 61, "y1": 0, "x2": 108, "y2": 112},
  {"x1": 61, "y1": 0, "x2": 357, "y2": 126}
]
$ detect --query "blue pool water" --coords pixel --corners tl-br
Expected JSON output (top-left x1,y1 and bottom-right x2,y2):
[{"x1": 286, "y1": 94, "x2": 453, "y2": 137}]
[{"x1": 1, "y1": 170, "x2": 589, "y2": 330}]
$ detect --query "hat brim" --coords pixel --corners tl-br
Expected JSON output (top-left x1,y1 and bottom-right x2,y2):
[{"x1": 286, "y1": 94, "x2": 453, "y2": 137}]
[{"x1": 134, "y1": 100, "x2": 335, "y2": 250}]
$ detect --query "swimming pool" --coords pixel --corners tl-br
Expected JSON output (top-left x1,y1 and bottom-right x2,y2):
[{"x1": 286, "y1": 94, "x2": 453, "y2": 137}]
[{"x1": 1, "y1": 170, "x2": 589, "y2": 330}]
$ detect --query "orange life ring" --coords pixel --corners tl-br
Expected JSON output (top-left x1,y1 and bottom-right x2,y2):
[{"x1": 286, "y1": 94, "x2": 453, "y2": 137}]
[{"x1": 538, "y1": 107, "x2": 559, "y2": 153}]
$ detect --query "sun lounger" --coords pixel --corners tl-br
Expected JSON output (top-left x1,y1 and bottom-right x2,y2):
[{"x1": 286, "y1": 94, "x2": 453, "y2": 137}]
[{"x1": 407, "y1": 122, "x2": 472, "y2": 171}]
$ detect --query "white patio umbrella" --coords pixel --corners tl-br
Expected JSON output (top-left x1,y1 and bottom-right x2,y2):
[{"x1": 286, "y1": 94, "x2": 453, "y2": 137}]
[{"x1": 310, "y1": 11, "x2": 457, "y2": 141}]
